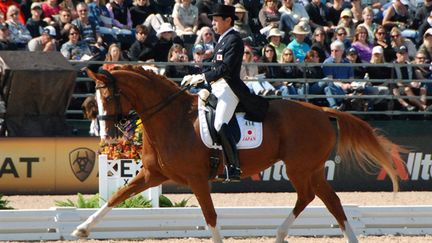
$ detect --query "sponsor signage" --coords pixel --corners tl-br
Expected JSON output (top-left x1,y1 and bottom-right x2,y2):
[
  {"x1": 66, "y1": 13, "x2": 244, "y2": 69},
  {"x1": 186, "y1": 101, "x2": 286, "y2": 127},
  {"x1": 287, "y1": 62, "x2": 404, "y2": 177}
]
[
  {"x1": 0, "y1": 121, "x2": 431, "y2": 194},
  {"x1": 109, "y1": 150, "x2": 432, "y2": 194},
  {"x1": 0, "y1": 137, "x2": 99, "y2": 194},
  {"x1": 163, "y1": 151, "x2": 432, "y2": 193},
  {"x1": 167, "y1": 121, "x2": 432, "y2": 193},
  {"x1": 69, "y1": 147, "x2": 96, "y2": 182}
]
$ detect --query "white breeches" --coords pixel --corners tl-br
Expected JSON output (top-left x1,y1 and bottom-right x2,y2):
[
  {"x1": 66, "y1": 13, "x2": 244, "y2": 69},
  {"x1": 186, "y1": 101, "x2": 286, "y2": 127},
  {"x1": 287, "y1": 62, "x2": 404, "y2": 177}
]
[{"x1": 211, "y1": 79, "x2": 239, "y2": 132}]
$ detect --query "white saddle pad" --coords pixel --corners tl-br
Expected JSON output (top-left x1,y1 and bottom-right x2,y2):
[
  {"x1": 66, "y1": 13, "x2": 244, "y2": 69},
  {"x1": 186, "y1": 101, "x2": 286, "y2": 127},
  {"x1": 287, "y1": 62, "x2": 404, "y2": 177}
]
[{"x1": 198, "y1": 106, "x2": 263, "y2": 150}]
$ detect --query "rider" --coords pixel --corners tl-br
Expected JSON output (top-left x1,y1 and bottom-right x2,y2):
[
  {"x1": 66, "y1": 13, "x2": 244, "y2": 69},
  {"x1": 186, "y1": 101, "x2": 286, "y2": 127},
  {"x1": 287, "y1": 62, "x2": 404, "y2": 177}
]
[{"x1": 181, "y1": 4, "x2": 269, "y2": 182}]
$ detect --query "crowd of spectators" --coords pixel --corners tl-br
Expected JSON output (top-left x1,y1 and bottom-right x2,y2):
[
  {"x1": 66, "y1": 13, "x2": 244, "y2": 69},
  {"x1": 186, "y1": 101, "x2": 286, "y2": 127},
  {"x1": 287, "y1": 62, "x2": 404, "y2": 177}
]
[{"x1": 1, "y1": 0, "x2": 432, "y2": 113}]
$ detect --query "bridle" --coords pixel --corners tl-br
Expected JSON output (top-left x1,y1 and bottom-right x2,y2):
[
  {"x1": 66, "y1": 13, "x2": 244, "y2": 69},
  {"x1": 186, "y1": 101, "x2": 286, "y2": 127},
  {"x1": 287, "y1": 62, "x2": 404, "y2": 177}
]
[{"x1": 95, "y1": 69, "x2": 189, "y2": 136}]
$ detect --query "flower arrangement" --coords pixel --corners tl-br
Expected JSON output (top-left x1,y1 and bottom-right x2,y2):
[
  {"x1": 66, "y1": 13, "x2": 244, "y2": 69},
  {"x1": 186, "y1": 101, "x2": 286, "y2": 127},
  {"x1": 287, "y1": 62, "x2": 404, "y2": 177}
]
[{"x1": 99, "y1": 119, "x2": 143, "y2": 160}]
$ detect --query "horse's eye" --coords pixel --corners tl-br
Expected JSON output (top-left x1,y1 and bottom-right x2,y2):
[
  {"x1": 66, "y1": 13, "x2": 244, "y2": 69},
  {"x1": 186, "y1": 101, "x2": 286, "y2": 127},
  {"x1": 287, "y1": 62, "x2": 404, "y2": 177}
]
[{"x1": 106, "y1": 96, "x2": 113, "y2": 102}]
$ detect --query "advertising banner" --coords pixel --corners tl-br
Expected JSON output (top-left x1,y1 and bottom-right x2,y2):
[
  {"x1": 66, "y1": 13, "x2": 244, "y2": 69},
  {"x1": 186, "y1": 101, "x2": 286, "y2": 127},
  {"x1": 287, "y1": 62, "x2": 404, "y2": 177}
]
[
  {"x1": 0, "y1": 137, "x2": 99, "y2": 194},
  {"x1": 0, "y1": 120, "x2": 431, "y2": 194},
  {"x1": 165, "y1": 120, "x2": 432, "y2": 193}
]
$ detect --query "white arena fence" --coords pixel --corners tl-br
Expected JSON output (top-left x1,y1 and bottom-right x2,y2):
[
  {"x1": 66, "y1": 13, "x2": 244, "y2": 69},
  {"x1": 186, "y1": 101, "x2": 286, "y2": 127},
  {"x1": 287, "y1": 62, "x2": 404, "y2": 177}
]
[
  {"x1": 2, "y1": 156, "x2": 432, "y2": 241},
  {"x1": 0, "y1": 205, "x2": 432, "y2": 241}
]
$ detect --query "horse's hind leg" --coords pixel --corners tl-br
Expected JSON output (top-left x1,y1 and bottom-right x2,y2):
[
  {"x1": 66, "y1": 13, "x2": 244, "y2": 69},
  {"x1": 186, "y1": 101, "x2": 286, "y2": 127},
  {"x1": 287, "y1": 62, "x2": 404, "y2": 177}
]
[
  {"x1": 276, "y1": 173, "x2": 315, "y2": 243},
  {"x1": 71, "y1": 169, "x2": 167, "y2": 238},
  {"x1": 310, "y1": 169, "x2": 358, "y2": 243}
]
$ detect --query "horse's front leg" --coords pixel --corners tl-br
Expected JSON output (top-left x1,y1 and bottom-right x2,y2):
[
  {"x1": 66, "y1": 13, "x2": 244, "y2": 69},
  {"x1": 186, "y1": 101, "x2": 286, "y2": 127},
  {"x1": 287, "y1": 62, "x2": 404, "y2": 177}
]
[
  {"x1": 189, "y1": 177, "x2": 223, "y2": 243},
  {"x1": 71, "y1": 168, "x2": 167, "y2": 238}
]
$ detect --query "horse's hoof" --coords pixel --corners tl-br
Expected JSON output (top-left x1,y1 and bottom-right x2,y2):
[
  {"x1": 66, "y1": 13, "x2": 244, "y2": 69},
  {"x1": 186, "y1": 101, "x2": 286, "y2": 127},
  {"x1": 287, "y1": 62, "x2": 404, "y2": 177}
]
[{"x1": 71, "y1": 228, "x2": 89, "y2": 238}]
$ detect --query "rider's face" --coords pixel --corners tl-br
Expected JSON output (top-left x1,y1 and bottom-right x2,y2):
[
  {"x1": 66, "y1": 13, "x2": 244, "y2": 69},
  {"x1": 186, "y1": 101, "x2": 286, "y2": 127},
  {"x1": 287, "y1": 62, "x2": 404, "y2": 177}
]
[{"x1": 212, "y1": 16, "x2": 231, "y2": 35}]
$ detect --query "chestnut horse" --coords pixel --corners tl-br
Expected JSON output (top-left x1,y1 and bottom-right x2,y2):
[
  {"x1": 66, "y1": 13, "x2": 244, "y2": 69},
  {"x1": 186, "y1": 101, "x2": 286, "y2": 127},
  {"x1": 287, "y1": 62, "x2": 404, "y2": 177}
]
[{"x1": 72, "y1": 65, "x2": 403, "y2": 243}]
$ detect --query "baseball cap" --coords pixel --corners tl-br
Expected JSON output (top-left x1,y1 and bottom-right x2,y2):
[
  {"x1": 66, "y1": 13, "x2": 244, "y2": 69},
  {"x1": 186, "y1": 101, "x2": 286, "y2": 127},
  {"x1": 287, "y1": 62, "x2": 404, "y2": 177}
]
[
  {"x1": 347, "y1": 47, "x2": 358, "y2": 55},
  {"x1": 424, "y1": 28, "x2": 432, "y2": 39},
  {"x1": 395, "y1": 45, "x2": 407, "y2": 54},
  {"x1": 42, "y1": 26, "x2": 57, "y2": 38},
  {"x1": 394, "y1": 0, "x2": 409, "y2": 5},
  {"x1": 193, "y1": 44, "x2": 204, "y2": 54},
  {"x1": 0, "y1": 22, "x2": 8, "y2": 30},
  {"x1": 372, "y1": 46, "x2": 383, "y2": 55},
  {"x1": 340, "y1": 9, "x2": 352, "y2": 18},
  {"x1": 156, "y1": 22, "x2": 175, "y2": 38},
  {"x1": 31, "y1": 2, "x2": 42, "y2": 10}
]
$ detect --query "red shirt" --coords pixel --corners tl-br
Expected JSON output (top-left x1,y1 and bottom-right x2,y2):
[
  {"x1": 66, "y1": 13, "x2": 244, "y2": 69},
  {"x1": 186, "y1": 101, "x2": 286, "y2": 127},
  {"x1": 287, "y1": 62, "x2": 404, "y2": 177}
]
[
  {"x1": 0, "y1": 0, "x2": 25, "y2": 24},
  {"x1": 41, "y1": 3, "x2": 60, "y2": 19}
]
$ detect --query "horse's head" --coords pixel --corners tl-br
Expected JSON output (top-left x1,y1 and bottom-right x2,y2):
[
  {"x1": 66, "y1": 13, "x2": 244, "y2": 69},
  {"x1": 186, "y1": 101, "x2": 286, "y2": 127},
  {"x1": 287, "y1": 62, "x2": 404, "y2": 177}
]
[{"x1": 87, "y1": 68, "x2": 133, "y2": 140}]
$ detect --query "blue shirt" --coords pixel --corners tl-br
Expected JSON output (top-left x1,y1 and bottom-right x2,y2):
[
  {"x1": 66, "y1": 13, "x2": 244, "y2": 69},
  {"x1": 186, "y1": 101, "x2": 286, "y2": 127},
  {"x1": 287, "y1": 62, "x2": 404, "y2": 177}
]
[
  {"x1": 88, "y1": 3, "x2": 111, "y2": 27},
  {"x1": 287, "y1": 39, "x2": 310, "y2": 62},
  {"x1": 323, "y1": 57, "x2": 354, "y2": 79}
]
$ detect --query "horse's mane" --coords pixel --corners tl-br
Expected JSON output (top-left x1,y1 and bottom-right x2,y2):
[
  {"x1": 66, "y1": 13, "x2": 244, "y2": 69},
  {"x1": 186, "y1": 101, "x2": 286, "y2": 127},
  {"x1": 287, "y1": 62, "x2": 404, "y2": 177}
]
[
  {"x1": 110, "y1": 65, "x2": 197, "y2": 113},
  {"x1": 111, "y1": 65, "x2": 181, "y2": 91}
]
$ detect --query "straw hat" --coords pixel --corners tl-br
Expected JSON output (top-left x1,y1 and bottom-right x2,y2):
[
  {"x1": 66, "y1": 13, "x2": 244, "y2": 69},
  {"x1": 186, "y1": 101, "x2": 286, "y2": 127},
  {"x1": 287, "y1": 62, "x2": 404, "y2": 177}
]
[
  {"x1": 291, "y1": 22, "x2": 310, "y2": 35},
  {"x1": 267, "y1": 28, "x2": 284, "y2": 39},
  {"x1": 234, "y1": 3, "x2": 247, "y2": 13}
]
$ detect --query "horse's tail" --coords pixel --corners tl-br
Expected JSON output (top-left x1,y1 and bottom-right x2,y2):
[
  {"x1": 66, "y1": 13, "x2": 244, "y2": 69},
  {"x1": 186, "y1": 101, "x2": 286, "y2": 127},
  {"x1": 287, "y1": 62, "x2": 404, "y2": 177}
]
[{"x1": 322, "y1": 107, "x2": 405, "y2": 192}]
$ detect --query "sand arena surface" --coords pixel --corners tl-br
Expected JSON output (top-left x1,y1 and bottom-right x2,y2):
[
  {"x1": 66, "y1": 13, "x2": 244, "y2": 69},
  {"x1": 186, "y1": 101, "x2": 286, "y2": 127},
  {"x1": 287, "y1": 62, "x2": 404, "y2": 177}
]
[{"x1": 5, "y1": 192, "x2": 432, "y2": 243}]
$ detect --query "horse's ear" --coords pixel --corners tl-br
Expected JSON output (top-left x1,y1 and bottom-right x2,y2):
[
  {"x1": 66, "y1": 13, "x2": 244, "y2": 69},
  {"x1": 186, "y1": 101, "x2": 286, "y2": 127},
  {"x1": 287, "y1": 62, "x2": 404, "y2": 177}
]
[{"x1": 86, "y1": 68, "x2": 107, "y2": 86}]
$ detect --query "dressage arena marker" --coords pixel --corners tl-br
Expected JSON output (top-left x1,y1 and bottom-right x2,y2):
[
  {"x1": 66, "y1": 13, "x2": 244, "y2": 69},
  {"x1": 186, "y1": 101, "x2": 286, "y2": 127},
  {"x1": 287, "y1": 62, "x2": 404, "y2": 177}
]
[{"x1": 99, "y1": 155, "x2": 161, "y2": 207}]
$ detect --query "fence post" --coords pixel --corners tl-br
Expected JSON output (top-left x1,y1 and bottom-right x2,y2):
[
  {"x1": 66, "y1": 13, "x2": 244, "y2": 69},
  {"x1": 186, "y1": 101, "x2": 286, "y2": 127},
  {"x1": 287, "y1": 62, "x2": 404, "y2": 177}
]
[{"x1": 98, "y1": 154, "x2": 109, "y2": 206}]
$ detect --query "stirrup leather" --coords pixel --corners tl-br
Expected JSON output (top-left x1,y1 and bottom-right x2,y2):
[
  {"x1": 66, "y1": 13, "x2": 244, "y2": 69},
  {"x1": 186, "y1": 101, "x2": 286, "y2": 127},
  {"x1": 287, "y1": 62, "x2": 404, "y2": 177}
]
[{"x1": 216, "y1": 165, "x2": 241, "y2": 183}]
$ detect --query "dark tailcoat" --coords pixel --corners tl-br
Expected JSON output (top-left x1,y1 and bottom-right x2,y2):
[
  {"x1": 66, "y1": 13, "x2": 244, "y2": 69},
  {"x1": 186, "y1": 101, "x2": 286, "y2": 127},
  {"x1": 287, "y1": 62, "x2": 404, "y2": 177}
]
[{"x1": 203, "y1": 29, "x2": 269, "y2": 122}]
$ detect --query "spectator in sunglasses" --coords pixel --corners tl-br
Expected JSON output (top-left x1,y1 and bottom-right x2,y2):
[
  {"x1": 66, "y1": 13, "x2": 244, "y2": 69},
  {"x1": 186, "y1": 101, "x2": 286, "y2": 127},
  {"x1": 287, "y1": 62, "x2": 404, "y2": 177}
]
[
  {"x1": 373, "y1": 25, "x2": 395, "y2": 62},
  {"x1": 389, "y1": 26, "x2": 416, "y2": 60}
]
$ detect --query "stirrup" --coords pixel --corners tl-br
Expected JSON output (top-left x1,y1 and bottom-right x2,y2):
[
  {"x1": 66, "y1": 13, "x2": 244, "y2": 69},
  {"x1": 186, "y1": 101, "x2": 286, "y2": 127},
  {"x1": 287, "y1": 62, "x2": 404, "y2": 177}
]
[{"x1": 215, "y1": 165, "x2": 241, "y2": 183}]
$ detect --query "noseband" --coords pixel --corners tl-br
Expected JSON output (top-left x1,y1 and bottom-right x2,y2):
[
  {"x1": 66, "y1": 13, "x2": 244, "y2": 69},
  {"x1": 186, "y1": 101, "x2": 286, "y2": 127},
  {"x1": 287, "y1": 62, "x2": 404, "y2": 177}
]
[
  {"x1": 95, "y1": 69, "x2": 132, "y2": 136},
  {"x1": 95, "y1": 69, "x2": 189, "y2": 135}
]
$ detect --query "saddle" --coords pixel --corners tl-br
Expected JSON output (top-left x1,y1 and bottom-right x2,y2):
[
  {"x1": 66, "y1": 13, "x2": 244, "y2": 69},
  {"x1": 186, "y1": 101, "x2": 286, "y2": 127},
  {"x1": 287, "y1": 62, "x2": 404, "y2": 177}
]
[{"x1": 198, "y1": 90, "x2": 263, "y2": 179}]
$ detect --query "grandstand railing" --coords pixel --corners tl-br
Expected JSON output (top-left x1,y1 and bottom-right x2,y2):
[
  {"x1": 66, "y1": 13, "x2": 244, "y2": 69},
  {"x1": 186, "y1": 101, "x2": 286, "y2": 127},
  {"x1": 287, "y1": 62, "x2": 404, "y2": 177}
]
[{"x1": 67, "y1": 60, "x2": 432, "y2": 120}]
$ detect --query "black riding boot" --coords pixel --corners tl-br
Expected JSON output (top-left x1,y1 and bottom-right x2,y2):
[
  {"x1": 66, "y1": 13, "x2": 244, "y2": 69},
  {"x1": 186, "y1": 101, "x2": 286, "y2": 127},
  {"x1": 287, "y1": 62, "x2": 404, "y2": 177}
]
[{"x1": 217, "y1": 123, "x2": 241, "y2": 182}]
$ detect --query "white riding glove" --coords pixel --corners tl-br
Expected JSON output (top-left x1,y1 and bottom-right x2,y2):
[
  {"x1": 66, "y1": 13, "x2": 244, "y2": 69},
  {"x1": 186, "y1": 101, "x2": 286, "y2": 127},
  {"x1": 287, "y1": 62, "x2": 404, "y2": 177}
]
[
  {"x1": 181, "y1": 75, "x2": 193, "y2": 87},
  {"x1": 181, "y1": 74, "x2": 206, "y2": 87}
]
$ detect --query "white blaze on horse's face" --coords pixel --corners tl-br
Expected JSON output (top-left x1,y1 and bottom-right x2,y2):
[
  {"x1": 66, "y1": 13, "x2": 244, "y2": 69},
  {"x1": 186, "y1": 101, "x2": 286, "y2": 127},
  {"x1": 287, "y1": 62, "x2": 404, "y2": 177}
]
[{"x1": 95, "y1": 89, "x2": 108, "y2": 140}]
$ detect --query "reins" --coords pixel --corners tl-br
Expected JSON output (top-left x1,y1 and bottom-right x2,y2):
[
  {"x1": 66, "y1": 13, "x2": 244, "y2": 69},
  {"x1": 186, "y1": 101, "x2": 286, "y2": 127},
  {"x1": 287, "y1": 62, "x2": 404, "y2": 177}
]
[
  {"x1": 96, "y1": 69, "x2": 189, "y2": 136},
  {"x1": 119, "y1": 85, "x2": 189, "y2": 134},
  {"x1": 139, "y1": 85, "x2": 189, "y2": 123}
]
